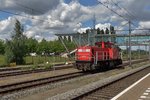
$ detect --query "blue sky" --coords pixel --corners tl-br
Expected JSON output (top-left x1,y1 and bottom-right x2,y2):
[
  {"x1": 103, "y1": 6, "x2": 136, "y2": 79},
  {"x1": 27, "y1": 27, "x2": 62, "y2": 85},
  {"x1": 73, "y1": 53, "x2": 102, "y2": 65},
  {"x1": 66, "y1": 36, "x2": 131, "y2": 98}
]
[
  {"x1": 0, "y1": 0, "x2": 150, "y2": 41},
  {"x1": 64, "y1": 0, "x2": 98, "y2": 6},
  {"x1": 0, "y1": 12, "x2": 12, "y2": 20}
]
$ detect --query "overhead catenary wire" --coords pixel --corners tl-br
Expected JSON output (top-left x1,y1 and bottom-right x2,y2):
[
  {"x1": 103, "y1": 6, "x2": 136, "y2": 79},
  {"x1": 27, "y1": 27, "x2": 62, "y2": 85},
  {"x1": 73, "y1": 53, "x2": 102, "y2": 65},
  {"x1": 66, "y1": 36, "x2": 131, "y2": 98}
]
[
  {"x1": 14, "y1": 1, "x2": 46, "y2": 15},
  {"x1": 97, "y1": 0, "x2": 137, "y2": 29},
  {"x1": 115, "y1": 28, "x2": 150, "y2": 32},
  {"x1": 109, "y1": 0, "x2": 149, "y2": 31},
  {"x1": 109, "y1": 0, "x2": 137, "y2": 20},
  {"x1": 0, "y1": 9, "x2": 47, "y2": 23},
  {"x1": 97, "y1": 0, "x2": 148, "y2": 32},
  {"x1": 0, "y1": 1, "x2": 52, "y2": 23},
  {"x1": 97, "y1": 0, "x2": 129, "y2": 22}
]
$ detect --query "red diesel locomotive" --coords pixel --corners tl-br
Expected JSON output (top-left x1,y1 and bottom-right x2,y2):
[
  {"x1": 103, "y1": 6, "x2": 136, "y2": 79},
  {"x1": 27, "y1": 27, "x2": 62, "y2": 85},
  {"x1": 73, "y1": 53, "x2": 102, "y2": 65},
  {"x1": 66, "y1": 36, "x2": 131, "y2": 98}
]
[{"x1": 75, "y1": 41, "x2": 122, "y2": 71}]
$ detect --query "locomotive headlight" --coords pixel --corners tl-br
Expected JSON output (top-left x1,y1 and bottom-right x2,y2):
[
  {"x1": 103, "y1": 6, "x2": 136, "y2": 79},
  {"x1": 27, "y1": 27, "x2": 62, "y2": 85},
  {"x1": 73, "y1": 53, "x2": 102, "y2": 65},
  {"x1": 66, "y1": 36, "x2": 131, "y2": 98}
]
[
  {"x1": 78, "y1": 49, "x2": 83, "y2": 52},
  {"x1": 78, "y1": 49, "x2": 90, "y2": 52},
  {"x1": 85, "y1": 49, "x2": 90, "y2": 52}
]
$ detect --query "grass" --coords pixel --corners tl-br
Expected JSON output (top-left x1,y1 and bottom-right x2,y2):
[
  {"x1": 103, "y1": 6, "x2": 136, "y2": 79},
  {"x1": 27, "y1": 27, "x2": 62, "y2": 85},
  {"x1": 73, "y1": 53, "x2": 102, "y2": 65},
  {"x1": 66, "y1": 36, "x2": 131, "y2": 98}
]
[
  {"x1": 25, "y1": 55, "x2": 72, "y2": 65},
  {"x1": 0, "y1": 53, "x2": 149, "y2": 67},
  {"x1": 0, "y1": 55, "x2": 6, "y2": 67},
  {"x1": 0, "y1": 55, "x2": 72, "y2": 67}
]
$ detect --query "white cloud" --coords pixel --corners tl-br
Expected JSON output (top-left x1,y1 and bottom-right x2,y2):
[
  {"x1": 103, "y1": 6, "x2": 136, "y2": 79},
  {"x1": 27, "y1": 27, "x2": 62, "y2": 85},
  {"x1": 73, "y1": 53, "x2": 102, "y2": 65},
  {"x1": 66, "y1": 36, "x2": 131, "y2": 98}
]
[
  {"x1": 78, "y1": 27, "x2": 91, "y2": 33},
  {"x1": 0, "y1": 17, "x2": 15, "y2": 32},
  {"x1": 0, "y1": 0, "x2": 150, "y2": 41},
  {"x1": 139, "y1": 21, "x2": 150, "y2": 29},
  {"x1": 78, "y1": 23, "x2": 111, "y2": 33},
  {"x1": 96, "y1": 23, "x2": 111, "y2": 30},
  {"x1": 132, "y1": 21, "x2": 150, "y2": 34},
  {"x1": 0, "y1": 0, "x2": 60, "y2": 15}
]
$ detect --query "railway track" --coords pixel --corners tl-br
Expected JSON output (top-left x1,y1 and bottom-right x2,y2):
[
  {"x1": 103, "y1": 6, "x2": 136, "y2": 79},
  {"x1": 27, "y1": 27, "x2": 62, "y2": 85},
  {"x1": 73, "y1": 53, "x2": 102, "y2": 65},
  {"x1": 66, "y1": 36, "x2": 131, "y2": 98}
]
[
  {"x1": 72, "y1": 65, "x2": 150, "y2": 100},
  {"x1": 0, "y1": 67, "x2": 22, "y2": 72},
  {"x1": 0, "y1": 59, "x2": 148, "y2": 96},
  {"x1": 0, "y1": 71, "x2": 86, "y2": 95},
  {"x1": 0, "y1": 64, "x2": 73, "y2": 78},
  {"x1": 0, "y1": 62, "x2": 73, "y2": 72},
  {"x1": 121, "y1": 59, "x2": 148, "y2": 66},
  {"x1": 0, "y1": 59, "x2": 148, "y2": 78}
]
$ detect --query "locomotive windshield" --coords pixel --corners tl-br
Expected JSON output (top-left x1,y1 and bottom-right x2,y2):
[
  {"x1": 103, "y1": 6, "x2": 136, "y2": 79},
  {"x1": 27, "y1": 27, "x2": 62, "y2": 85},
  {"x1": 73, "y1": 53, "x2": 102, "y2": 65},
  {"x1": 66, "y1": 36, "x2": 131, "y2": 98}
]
[
  {"x1": 105, "y1": 44, "x2": 111, "y2": 48},
  {"x1": 95, "y1": 42, "x2": 113, "y2": 48}
]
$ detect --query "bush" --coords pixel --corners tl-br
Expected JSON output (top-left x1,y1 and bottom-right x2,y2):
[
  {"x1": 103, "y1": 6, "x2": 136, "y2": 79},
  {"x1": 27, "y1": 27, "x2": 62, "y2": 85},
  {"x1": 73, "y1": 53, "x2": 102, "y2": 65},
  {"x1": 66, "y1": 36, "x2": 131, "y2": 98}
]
[{"x1": 44, "y1": 62, "x2": 53, "y2": 69}]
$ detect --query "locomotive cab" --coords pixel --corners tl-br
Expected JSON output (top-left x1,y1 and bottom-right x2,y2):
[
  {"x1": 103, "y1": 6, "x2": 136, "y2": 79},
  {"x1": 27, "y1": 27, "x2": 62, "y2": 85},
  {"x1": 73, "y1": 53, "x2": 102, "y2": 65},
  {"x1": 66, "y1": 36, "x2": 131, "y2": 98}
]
[
  {"x1": 76, "y1": 47, "x2": 92, "y2": 61},
  {"x1": 75, "y1": 47, "x2": 93, "y2": 71}
]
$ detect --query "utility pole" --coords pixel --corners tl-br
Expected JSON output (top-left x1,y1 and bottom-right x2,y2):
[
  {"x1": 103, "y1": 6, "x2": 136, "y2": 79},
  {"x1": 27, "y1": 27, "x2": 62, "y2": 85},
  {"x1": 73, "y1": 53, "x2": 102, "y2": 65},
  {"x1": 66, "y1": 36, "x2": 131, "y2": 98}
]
[
  {"x1": 93, "y1": 14, "x2": 96, "y2": 30},
  {"x1": 129, "y1": 20, "x2": 132, "y2": 67},
  {"x1": 149, "y1": 42, "x2": 150, "y2": 61},
  {"x1": 138, "y1": 44, "x2": 140, "y2": 59},
  {"x1": 137, "y1": 37, "x2": 140, "y2": 59},
  {"x1": 149, "y1": 30, "x2": 150, "y2": 62}
]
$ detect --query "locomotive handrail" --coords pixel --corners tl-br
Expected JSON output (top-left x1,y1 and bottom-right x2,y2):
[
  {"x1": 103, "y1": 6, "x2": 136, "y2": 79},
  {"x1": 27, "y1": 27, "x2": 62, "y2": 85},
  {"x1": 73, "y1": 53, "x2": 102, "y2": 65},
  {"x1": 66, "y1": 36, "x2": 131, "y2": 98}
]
[{"x1": 95, "y1": 51, "x2": 110, "y2": 61}]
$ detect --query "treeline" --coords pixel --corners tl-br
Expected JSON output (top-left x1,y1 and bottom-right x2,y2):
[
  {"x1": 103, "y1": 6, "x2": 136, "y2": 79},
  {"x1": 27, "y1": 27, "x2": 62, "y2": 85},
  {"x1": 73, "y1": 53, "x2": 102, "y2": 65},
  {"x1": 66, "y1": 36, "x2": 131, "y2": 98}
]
[
  {"x1": 0, "y1": 20, "x2": 75, "y2": 65},
  {"x1": 80, "y1": 26, "x2": 115, "y2": 34},
  {"x1": 0, "y1": 38, "x2": 75, "y2": 64},
  {"x1": 0, "y1": 35, "x2": 75, "y2": 56},
  {"x1": 25, "y1": 37, "x2": 75, "y2": 55}
]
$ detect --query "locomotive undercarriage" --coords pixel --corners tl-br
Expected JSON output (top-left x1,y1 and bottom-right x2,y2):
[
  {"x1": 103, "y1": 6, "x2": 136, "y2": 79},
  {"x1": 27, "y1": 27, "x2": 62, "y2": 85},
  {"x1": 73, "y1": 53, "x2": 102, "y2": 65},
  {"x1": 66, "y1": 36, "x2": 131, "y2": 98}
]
[{"x1": 75, "y1": 59, "x2": 122, "y2": 71}]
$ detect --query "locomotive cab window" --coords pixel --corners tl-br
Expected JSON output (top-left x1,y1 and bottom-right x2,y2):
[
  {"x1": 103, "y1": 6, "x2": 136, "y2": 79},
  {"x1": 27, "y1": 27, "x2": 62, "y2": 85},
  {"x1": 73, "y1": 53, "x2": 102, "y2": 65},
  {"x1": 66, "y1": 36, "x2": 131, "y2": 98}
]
[
  {"x1": 98, "y1": 44, "x2": 102, "y2": 48},
  {"x1": 95, "y1": 43, "x2": 102, "y2": 48},
  {"x1": 105, "y1": 44, "x2": 111, "y2": 48}
]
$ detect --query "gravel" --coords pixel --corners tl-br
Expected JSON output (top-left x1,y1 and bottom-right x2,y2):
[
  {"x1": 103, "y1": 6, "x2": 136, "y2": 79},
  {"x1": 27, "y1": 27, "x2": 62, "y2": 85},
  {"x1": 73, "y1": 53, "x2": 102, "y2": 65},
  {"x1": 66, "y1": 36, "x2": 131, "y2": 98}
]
[
  {"x1": 0, "y1": 72, "x2": 100, "y2": 100},
  {"x1": 47, "y1": 64, "x2": 150, "y2": 100},
  {"x1": 0, "y1": 62, "x2": 149, "y2": 100}
]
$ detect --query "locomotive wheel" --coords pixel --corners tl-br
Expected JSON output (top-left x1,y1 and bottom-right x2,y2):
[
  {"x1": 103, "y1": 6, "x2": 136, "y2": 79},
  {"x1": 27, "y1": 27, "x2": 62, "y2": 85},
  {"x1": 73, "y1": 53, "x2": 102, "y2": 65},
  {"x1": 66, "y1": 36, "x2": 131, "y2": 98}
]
[
  {"x1": 82, "y1": 66, "x2": 87, "y2": 72},
  {"x1": 81, "y1": 64, "x2": 87, "y2": 72},
  {"x1": 82, "y1": 69, "x2": 86, "y2": 72}
]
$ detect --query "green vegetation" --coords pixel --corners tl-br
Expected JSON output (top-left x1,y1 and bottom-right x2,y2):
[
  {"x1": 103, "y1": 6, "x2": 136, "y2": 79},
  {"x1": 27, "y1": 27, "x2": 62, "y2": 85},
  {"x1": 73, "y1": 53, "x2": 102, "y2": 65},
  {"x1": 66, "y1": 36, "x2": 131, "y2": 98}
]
[
  {"x1": 0, "y1": 19, "x2": 75, "y2": 67},
  {"x1": 44, "y1": 63, "x2": 53, "y2": 69},
  {"x1": 5, "y1": 20, "x2": 27, "y2": 65},
  {"x1": 0, "y1": 40, "x2": 5, "y2": 55},
  {"x1": 0, "y1": 50, "x2": 149, "y2": 67},
  {"x1": 0, "y1": 55, "x2": 6, "y2": 67},
  {"x1": 25, "y1": 56, "x2": 71, "y2": 65},
  {"x1": 0, "y1": 55, "x2": 71, "y2": 67}
]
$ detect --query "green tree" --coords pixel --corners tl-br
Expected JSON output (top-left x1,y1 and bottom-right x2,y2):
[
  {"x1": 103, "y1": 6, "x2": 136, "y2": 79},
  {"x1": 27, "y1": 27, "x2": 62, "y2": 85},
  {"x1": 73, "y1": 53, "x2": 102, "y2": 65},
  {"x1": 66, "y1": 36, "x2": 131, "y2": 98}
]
[
  {"x1": 110, "y1": 25, "x2": 115, "y2": 34},
  {"x1": 105, "y1": 28, "x2": 109, "y2": 34},
  {"x1": 25, "y1": 38, "x2": 38, "y2": 54},
  {"x1": 52, "y1": 40, "x2": 65, "y2": 53},
  {"x1": 101, "y1": 29, "x2": 104, "y2": 34},
  {"x1": 68, "y1": 36, "x2": 72, "y2": 42},
  {"x1": 86, "y1": 29, "x2": 89, "y2": 34},
  {"x1": 5, "y1": 20, "x2": 27, "y2": 65},
  {"x1": 5, "y1": 40, "x2": 15, "y2": 63},
  {"x1": 0, "y1": 40, "x2": 5, "y2": 54},
  {"x1": 97, "y1": 28, "x2": 100, "y2": 34},
  {"x1": 37, "y1": 39, "x2": 50, "y2": 54}
]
